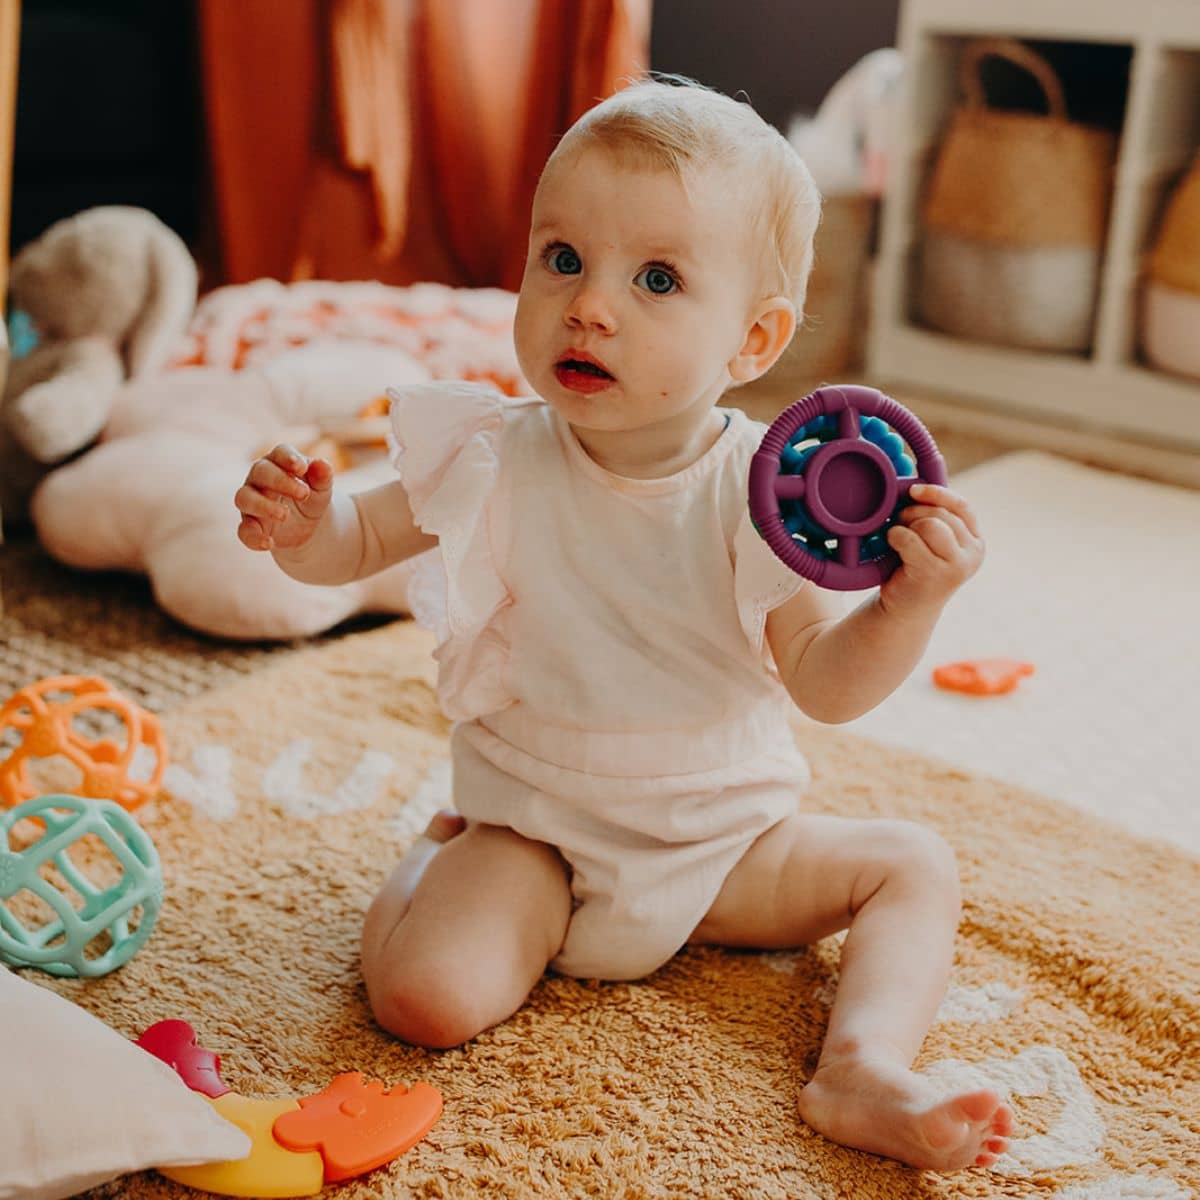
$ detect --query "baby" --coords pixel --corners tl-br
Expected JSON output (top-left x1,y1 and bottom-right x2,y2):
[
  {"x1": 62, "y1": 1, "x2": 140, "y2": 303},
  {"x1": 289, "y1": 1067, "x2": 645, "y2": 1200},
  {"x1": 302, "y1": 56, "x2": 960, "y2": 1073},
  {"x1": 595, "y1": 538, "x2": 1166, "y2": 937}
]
[{"x1": 235, "y1": 78, "x2": 1011, "y2": 1171}]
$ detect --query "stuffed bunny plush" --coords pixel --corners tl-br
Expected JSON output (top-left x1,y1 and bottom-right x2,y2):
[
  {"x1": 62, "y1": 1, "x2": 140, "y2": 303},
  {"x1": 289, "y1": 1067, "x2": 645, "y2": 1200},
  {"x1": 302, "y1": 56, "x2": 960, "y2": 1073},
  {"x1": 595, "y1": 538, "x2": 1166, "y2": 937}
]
[
  {"x1": 29, "y1": 341, "x2": 430, "y2": 640},
  {"x1": 1, "y1": 206, "x2": 197, "y2": 523},
  {"x1": 7, "y1": 237, "x2": 527, "y2": 640}
]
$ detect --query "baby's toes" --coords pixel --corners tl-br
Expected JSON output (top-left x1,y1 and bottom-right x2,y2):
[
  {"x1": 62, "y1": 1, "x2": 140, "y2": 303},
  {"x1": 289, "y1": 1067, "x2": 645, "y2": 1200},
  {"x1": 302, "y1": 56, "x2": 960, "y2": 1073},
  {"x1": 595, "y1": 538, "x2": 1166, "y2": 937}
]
[
  {"x1": 956, "y1": 1089, "x2": 1005, "y2": 1129},
  {"x1": 991, "y1": 1102, "x2": 1015, "y2": 1138}
]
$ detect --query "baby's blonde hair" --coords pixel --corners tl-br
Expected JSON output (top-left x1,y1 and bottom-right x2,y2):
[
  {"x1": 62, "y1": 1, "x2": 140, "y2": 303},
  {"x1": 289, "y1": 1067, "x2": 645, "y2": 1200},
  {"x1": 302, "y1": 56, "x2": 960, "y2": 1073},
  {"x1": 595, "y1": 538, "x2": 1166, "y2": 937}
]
[{"x1": 550, "y1": 76, "x2": 822, "y2": 312}]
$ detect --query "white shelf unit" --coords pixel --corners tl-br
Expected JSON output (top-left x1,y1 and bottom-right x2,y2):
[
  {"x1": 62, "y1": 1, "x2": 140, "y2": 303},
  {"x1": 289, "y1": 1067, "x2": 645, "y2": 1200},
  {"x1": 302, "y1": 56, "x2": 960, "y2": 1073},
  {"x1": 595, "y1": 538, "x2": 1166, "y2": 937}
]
[{"x1": 868, "y1": 0, "x2": 1200, "y2": 453}]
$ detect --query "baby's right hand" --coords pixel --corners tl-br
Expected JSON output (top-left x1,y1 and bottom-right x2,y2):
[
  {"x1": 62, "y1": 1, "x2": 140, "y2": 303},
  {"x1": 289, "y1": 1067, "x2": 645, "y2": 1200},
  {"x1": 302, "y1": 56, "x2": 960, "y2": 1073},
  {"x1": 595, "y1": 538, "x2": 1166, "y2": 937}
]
[{"x1": 235, "y1": 444, "x2": 334, "y2": 552}]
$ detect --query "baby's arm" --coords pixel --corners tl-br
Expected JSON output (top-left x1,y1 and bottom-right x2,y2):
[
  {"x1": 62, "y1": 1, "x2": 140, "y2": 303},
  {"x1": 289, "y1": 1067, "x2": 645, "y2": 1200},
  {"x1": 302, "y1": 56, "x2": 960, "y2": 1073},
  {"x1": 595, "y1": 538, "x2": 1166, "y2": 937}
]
[
  {"x1": 767, "y1": 484, "x2": 984, "y2": 723},
  {"x1": 235, "y1": 444, "x2": 436, "y2": 586}
]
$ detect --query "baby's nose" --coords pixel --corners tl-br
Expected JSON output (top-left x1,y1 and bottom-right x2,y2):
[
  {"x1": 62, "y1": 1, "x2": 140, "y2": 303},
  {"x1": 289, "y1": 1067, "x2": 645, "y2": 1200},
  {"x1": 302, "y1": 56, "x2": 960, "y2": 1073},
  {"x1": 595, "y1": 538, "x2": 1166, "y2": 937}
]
[{"x1": 564, "y1": 286, "x2": 617, "y2": 333}]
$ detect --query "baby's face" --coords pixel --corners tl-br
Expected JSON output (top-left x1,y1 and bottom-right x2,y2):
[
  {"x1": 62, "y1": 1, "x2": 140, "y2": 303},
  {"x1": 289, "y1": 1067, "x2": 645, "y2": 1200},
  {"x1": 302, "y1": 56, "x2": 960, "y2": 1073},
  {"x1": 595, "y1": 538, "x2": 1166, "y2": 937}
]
[{"x1": 514, "y1": 145, "x2": 763, "y2": 437}]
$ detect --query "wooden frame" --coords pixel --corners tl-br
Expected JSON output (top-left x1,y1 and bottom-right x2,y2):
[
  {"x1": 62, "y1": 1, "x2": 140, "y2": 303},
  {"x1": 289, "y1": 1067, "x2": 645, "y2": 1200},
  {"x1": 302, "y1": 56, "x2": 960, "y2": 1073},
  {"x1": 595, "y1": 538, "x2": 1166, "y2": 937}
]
[
  {"x1": 0, "y1": 0, "x2": 17, "y2": 305},
  {"x1": 868, "y1": 0, "x2": 1200, "y2": 454},
  {"x1": 0, "y1": 1, "x2": 17, "y2": 541}
]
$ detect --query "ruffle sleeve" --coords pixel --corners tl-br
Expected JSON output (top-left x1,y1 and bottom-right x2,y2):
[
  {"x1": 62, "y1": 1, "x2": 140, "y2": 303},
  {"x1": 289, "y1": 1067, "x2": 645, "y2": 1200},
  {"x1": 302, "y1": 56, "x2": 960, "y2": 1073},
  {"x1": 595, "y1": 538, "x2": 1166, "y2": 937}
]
[
  {"x1": 388, "y1": 381, "x2": 518, "y2": 720},
  {"x1": 732, "y1": 508, "x2": 810, "y2": 673}
]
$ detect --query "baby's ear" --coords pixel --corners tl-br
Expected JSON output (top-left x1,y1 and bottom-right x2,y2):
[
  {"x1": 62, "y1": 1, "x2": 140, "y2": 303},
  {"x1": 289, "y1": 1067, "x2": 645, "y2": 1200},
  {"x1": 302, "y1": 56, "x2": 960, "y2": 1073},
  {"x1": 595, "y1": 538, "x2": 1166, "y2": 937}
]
[
  {"x1": 728, "y1": 297, "x2": 796, "y2": 384},
  {"x1": 125, "y1": 220, "x2": 199, "y2": 377}
]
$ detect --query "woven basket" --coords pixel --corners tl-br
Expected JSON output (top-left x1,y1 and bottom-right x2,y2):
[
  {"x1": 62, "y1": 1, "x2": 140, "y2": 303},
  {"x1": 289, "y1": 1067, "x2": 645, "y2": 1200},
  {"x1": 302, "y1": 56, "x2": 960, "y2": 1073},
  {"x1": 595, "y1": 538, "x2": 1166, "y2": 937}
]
[
  {"x1": 1142, "y1": 152, "x2": 1200, "y2": 380},
  {"x1": 1147, "y1": 153, "x2": 1200, "y2": 296},
  {"x1": 1141, "y1": 282, "x2": 1200, "y2": 380},
  {"x1": 732, "y1": 194, "x2": 877, "y2": 415},
  {"x1": 777, "y1": 194, "x2": 876, "y2": 375},
  {"x1": 918, "y1": 39, "x2": 1118, "y2": 352}
]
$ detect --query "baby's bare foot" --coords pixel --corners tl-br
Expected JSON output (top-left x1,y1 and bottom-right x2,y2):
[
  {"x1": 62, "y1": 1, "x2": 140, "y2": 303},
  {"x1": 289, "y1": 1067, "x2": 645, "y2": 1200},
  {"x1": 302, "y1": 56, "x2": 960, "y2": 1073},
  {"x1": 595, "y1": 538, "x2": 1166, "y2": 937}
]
[
  {"x1": 385, "y1": 810, "x2": 466, "y2": 912},
  {"x1": 424, "y1": 809, "x2": 466, "y2": 843},
  {"x1": 797, "y1": 1055, "x2": 1013, "y2": 1170}
]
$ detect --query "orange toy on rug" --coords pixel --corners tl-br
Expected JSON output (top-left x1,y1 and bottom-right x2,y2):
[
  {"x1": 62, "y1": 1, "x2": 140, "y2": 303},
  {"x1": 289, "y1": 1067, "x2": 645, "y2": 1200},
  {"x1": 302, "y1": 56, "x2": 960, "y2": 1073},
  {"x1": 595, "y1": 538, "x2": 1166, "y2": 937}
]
[{"x1": 933, "y1": 658, "x2": 1036, "y2": 695}]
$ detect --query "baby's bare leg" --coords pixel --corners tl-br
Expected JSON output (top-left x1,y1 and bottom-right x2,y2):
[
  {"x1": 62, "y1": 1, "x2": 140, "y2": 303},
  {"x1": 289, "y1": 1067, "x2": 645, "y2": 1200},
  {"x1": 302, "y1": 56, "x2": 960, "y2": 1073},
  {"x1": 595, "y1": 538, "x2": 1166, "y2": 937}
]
[
  {"x1": 690, "y1": 813, "x2": 1013, "y2": 1170},
  {"x1": 361, "y1": 816, "x2": 572, "y2": 1049}
]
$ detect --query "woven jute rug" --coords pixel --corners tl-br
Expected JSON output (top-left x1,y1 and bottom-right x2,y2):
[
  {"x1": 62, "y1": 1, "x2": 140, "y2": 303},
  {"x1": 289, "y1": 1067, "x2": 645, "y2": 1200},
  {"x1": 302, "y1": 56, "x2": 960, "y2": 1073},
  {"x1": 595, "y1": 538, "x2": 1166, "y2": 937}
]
[
  {"x1": 22, "y1": 619, "x2": 1197, "y2": 1199},
  {"x1": 0, "y1": 532, "x2": 393, "y2": 712}
]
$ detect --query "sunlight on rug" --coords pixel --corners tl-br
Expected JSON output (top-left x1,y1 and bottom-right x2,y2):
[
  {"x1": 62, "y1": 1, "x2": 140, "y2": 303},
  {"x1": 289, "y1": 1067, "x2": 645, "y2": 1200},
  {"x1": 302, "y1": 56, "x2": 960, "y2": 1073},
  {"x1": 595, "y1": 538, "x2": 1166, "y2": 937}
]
[
  {"x1": 846, "y1": 450, "x2": 1200, "y2": 856},
  {"x1": 21, "y1": 619, "x2": 1196, "y2": 1199}
]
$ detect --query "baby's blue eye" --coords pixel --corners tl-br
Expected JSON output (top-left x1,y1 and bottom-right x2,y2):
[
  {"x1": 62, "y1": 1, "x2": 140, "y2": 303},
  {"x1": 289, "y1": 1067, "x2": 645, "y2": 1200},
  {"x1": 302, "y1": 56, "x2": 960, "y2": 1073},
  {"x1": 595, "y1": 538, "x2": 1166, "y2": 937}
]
[
  {"x1": 548, "y1": 246, "x2": 582, "y2": 275},
  {"x1": 636, "y1": 266, "x2": 678, "y2": 295}
]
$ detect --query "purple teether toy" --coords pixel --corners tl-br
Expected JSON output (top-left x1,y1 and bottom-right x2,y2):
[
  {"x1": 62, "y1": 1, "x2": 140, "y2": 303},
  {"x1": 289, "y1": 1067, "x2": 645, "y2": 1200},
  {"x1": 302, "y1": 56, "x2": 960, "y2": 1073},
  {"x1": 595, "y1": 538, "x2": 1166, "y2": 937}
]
[{"x1": 748, "y1": 384, "x2": 948, "y2": 591}]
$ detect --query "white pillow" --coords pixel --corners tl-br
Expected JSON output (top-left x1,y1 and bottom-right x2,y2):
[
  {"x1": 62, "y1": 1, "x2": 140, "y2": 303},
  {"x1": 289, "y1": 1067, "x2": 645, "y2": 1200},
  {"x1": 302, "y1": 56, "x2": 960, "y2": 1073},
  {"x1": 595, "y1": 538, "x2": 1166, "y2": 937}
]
[{"x1": 0, "y1": 968, "x2": 250, "y2": 1200}]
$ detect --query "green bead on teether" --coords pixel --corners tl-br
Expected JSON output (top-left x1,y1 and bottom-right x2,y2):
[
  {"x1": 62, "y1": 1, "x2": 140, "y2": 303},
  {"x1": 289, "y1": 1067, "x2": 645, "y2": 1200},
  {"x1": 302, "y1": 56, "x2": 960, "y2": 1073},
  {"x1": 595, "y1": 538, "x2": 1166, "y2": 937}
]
[{"x1": 0, "y1": 794, "x2": 162, "y2": 977}]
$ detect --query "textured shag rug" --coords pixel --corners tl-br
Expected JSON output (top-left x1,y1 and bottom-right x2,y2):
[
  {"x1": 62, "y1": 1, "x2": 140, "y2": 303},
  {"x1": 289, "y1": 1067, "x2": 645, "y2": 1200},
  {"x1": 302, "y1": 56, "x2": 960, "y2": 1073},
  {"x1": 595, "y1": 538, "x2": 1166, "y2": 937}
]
[{"x1": 32, "y1": 620, "x2": 1198, "y2": 1199}]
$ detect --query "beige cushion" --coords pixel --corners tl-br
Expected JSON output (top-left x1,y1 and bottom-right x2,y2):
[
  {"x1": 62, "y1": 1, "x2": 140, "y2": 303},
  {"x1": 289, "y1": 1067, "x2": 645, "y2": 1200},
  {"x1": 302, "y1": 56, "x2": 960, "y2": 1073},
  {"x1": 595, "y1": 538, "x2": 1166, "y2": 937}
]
[{"x1": 0, "y1": 968, "x2": 250, "y2": 1200}]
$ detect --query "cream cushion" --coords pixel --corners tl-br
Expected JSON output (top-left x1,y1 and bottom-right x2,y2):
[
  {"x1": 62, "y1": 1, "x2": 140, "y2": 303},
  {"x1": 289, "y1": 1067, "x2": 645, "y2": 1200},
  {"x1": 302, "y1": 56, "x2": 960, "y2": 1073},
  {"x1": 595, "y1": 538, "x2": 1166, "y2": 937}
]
[{"x1": 0, "y1": 968, "x2": 250, "y2": 1200}]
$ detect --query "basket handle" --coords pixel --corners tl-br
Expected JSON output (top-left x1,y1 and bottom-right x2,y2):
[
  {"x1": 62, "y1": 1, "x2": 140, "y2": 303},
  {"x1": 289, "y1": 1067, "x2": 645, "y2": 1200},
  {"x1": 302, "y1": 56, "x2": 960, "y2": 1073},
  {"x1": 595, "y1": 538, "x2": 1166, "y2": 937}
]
[{"x1": 959, "y1": 37, "x2": 1068, "y2": 120}]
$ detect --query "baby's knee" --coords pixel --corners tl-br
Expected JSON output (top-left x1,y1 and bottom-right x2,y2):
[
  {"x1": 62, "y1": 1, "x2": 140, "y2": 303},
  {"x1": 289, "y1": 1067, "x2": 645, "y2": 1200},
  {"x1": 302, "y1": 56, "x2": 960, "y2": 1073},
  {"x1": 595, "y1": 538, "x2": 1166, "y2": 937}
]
[
  {"x1": 365, "y1": 957, "x2": 491, "y2": 1049},
  {"x1": 880, "y1": 820, "x2": 962, "y2": 908}
]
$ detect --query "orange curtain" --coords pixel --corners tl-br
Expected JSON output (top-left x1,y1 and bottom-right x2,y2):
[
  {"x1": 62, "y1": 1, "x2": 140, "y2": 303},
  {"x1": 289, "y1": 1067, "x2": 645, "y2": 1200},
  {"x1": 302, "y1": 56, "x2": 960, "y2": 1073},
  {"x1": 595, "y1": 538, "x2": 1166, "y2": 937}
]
[
  {"x1": 504, "y1": 0, "x2": 648, "y2": 288},
  {"x1": 329, "y1": 0, "x2": 411, "y2": 259},
  {"x1": 198, "y1": 0, "x2": 650, "y2": 288}
]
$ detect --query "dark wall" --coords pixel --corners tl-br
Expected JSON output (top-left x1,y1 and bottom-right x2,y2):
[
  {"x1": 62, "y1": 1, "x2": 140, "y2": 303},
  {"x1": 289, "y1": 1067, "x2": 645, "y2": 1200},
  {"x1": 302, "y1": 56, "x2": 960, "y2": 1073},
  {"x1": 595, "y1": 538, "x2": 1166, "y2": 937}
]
[
  {"x1": 8, "y1": 0, "x2": 204, "y2": 257},
  {"x1": 650, "y1": 0, "x2": 901, "y2": 130}
]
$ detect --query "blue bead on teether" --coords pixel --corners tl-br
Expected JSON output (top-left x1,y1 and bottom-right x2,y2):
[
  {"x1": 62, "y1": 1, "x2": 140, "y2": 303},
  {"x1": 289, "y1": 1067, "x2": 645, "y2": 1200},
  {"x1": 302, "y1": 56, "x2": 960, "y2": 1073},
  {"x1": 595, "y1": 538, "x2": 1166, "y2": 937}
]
[
  {"x1": 0, "y1": 794, "x2": 162, "y2": 977},
  {"x1": 774, "y1": 414, "x2": 917, "y2": 564}
]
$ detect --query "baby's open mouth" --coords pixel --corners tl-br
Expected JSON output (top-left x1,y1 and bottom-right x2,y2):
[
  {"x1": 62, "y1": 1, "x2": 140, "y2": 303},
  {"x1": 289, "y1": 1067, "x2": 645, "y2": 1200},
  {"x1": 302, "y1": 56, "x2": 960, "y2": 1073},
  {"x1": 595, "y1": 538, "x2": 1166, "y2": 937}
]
[
  {"x1": 557, "y1": 357, "x2": 613, "y2": 379},
  {"x1": 554, "y1": 354, "x2": 617, "y2": 393}
]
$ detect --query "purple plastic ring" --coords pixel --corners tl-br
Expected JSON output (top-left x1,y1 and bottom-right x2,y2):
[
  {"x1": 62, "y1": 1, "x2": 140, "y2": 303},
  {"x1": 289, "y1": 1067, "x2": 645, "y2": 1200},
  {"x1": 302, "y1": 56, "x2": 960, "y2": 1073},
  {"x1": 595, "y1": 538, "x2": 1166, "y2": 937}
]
[{"x1": 747, "y1": 384, "x2": 948, "y2": 590}]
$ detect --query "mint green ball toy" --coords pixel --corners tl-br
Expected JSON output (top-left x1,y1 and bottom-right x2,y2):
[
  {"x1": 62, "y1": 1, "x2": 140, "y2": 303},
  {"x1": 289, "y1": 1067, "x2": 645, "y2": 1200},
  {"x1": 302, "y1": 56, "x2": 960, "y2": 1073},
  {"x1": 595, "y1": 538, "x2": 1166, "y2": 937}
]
[{"x1": 0, "y1": 794, "x2": 162, "y2": 977}]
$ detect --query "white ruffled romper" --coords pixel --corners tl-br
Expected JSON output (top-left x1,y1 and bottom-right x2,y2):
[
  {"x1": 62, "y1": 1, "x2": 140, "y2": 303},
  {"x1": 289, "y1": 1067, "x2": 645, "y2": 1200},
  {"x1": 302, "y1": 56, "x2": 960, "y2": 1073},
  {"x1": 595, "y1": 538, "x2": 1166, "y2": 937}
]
[{"x1": 390, "y1": 382, "x2": 813, "y2": 981}]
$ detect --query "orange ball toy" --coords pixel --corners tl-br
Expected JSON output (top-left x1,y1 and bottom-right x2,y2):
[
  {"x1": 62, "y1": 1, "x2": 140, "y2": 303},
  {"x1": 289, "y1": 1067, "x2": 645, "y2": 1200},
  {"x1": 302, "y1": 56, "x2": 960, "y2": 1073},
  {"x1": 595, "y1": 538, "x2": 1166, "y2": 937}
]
[{"x1": 0, "y1": 676, "x2": 168, "y2": 812}]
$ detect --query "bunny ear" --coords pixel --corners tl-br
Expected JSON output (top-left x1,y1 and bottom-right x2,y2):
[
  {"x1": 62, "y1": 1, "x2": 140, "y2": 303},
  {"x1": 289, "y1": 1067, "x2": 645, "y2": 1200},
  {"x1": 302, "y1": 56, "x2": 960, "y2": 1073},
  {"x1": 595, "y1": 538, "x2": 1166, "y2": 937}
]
[{"x1": 124, "y1": 221, "x2": 198, "y2": 377}]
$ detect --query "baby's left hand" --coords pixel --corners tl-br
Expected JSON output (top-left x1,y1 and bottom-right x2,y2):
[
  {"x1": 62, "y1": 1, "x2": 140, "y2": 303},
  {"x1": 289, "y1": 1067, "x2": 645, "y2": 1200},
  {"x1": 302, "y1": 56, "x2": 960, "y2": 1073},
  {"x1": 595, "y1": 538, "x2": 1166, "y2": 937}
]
[{"x1": 880, "y1": 483, "x2": 984, "y2": 616}]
